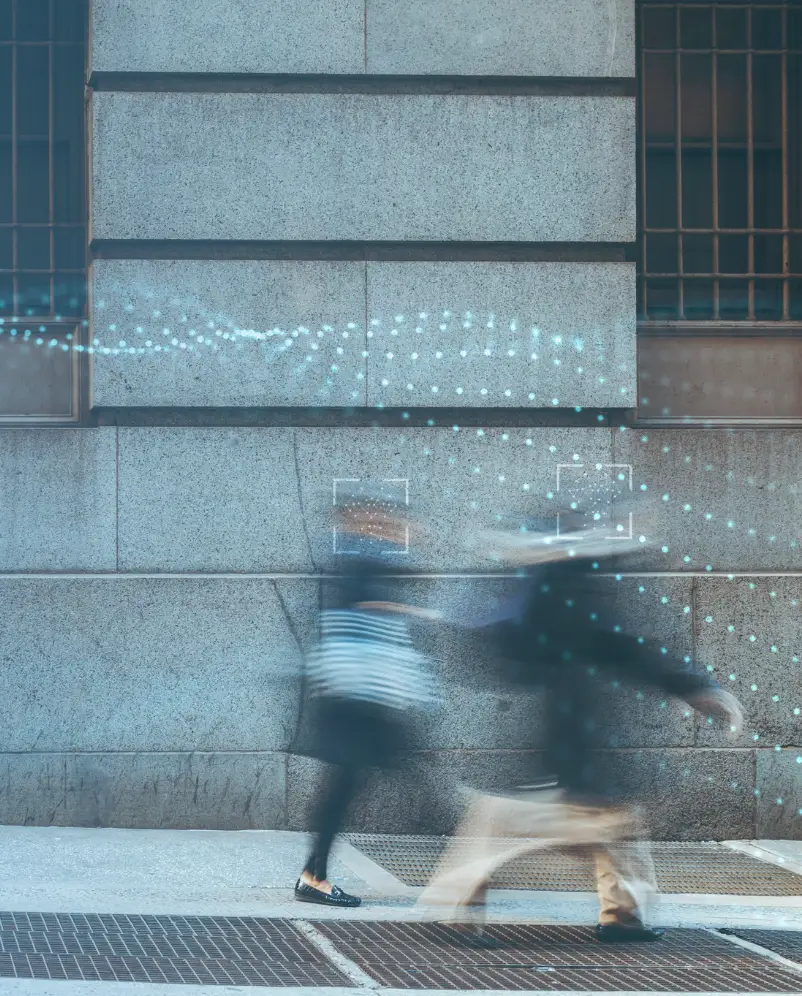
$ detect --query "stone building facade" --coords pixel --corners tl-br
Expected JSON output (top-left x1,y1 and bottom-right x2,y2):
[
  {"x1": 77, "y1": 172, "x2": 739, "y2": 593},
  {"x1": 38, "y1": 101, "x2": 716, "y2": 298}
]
[{"x1": 0, "y1": 0, "x2": 800, "y2": 839}]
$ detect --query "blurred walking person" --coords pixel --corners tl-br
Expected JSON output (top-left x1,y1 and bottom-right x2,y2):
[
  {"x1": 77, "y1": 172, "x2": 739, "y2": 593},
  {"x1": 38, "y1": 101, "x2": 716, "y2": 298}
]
[
  {"x1": 420, "y1": 512, "x2": 742, "y2": 941},
  {"x1": 293, "y1": 491, "x2": 440, "y2": 907}
]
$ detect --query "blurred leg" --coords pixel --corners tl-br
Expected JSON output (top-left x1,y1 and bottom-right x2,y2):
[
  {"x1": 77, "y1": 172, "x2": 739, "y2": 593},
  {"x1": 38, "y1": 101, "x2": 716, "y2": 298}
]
[
  {"x1": 594, "y1": 808, "x2": 656, "y2": 925},
  {"x1": 304, "y1": 765, "x2": 360, "y2": 883}
]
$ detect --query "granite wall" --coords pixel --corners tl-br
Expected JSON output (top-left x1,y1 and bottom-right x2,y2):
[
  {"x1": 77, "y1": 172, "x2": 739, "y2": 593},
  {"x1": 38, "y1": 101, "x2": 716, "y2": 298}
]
[{"x1": 1, "y1": 0, "x2": 798, "y2": 838}]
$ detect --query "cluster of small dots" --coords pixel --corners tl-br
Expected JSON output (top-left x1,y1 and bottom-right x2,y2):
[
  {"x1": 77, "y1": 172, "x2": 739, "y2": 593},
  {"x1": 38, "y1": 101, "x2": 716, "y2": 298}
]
[{"x1": 2, "y1": 301, "x2": 635, "y2": 404}]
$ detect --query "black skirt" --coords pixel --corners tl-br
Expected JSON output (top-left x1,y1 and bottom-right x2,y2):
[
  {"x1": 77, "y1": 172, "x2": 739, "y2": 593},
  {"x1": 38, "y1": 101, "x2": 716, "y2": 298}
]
[{"x1": 291, "y1": 697, "x2": 415, "y2": 769}]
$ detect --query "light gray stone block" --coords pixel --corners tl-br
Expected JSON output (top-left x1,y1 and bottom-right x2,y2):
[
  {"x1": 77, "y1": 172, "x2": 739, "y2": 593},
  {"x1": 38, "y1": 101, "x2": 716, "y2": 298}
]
[
  {"x1": 614, "y1": 428, "x2": 802, "y2": 571},
  {"x1": 90, "y1": 260, "x2": 366, "y2": 408},
  {"x1": 91, "y1": 0, "x2": 364, "y2": 74},
  {"x1": 0, "y1": 325, "x2": 76, "y2": 418},
  {"x1": 0, "y1": 577, "x2": 316, "y2": 752},
  {"x1": 0, "y1": 752, "x2": 287, "y2": 830},
  {"x1": 293, "y1": 426, "x2": 614, "y2": 572},
  {"x1": 116, "y1": 426, "x2": 614, "y2": 572},
  {"x1": 92, "y1": 93, "x2": 636, "y2": 242},
  {"x1": 0, "y1": 428, "x2": 116, "y2": 570},
  {"x1": 116, "y1": 428, "x2": 315, "y2": 571},
  {"x1": 756, "y1": 749, "x2": 802, "y2": 838},
  {"x1": 602, "y1": 748, "x2": 755, "y2": 839},
  {"x1": 694, "y1": 577, "x2": 802, "y2": 750},
  {"x1": 288, "y1": 748, "x2": 754, "y2": 838},
  {"x1": 367, "y1": 0, "x2": 634, "y2": 77},
  {"x1": 366, "y1": 262, "x2": 635, "y2": 409},
  {"x1": 287, "y1": 750, "x2": 547, "y2": 834}
]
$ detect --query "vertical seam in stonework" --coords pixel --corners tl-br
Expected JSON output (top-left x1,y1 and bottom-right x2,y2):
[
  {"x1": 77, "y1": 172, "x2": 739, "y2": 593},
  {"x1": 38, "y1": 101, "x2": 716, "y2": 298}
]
[
  {"x1": 607, "y1": 0, "x2": 618, "y2": 76},
  {"x1": 691, "y1": 575, "x2": 701, "y2": 747},
  {"x1": 752, "y1": 744, "x2": 758, "y2": 837},
  {"x1": 283, "y1": 749, "x2": 290, "y2": 832},
  {"x1": 115, "y1": 427, "x2": 120, "y2": 571},
  {"x1": 363, "y1": 261, "x2": 369, "y2": 404},
  {"x1": 273, "y1": 577, "x2": 308, "y2": 782},
  {"x1": 363, "y1": 0, "x2": 368, "y2": 72},
  {"x1": 272, "y1": 579, "x2": 304, "y2": 659},
  {"x1": 291, "y1": 429, "x2": 317, "y2": 571}
]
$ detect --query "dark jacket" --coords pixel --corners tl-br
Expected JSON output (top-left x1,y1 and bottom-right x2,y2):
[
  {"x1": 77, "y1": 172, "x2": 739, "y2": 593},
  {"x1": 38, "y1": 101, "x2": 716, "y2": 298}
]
[{"x1": 488, "y1": 556, "x2": 719, "y2": 799}]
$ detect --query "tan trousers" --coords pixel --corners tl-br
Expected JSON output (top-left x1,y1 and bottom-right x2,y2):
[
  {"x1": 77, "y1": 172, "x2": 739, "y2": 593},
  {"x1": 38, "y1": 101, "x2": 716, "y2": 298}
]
[{"x1": 418, "y1": 788, "x2": 656, "y2": 926}]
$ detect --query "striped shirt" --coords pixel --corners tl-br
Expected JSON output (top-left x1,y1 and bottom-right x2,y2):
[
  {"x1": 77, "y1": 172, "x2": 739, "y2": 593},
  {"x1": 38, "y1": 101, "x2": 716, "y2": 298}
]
[{"x1": 306, "y1": 608, "x2": 438, "y2": 711}]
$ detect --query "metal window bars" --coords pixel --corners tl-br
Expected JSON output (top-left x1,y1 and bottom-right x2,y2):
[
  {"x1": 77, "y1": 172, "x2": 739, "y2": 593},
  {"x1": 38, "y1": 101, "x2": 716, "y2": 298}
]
[
  {"x1": 0, "y1": 0, "x2": 87, "y2": 422},
  {"x1": 638, "y1": 1, "x2": 802, "y2": 323}
]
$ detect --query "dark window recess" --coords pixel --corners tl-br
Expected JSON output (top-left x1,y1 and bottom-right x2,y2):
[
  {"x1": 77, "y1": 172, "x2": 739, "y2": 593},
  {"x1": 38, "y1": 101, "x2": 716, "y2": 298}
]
[
  {"x1": 0, "y1": 0, "x2": 87, "y2": 423},
  {"x1": 639, "y1": 1, "x2": 802, "y2": 322},
  {"x1": 638, "y1": 1, "x2": 802, "y2": 422}
]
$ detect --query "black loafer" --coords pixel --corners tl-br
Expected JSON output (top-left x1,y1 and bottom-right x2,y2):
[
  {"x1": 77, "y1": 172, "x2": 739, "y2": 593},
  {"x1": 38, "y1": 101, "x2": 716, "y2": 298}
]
[
  {"x1": 595, "y1": 922, "x2": 665, "y2": 943},
  {"x1": 294, "y1": 879, "x2": 362, "y2": 908}
]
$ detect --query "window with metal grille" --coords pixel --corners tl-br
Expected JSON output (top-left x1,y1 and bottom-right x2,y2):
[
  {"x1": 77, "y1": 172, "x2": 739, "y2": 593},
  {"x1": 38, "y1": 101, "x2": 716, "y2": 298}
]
[
  {"x1": 637, "y1": 0, "x2": 802, "y2": 422},
  {"x1": 0, "y1": 0, "x2": 87, "y2": 423}
]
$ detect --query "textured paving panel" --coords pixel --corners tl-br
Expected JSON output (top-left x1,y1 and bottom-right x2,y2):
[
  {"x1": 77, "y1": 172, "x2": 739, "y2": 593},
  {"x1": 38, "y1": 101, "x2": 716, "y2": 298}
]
[
  {"x1": 316, "y1": 922, "x2": 802, "y2": 991},
  {"x1": 0, "y1": 914, "x2": 349, "y2": 987},
  {"x1": 346, "y1": 834, "x2": 802, "y2": 895},
  {"x1": 728, "y1": 928, "x2": 802, "y2": 962}
]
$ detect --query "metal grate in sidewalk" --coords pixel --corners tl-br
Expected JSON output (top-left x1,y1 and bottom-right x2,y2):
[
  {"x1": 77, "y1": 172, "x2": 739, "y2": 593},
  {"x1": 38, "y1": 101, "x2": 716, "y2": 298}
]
[
  {"x1": 0, "y1": 913, "x2": 349, "y2": 987},
  {"x1": 727, "y1": 929, "x2": 802, "y2": 963},
  {"x1": 315, "y1": 921, "x2": 802, "y2": 991},
  {"x1": 346, "y1": 834, "x2": 802, "y2": 895}
]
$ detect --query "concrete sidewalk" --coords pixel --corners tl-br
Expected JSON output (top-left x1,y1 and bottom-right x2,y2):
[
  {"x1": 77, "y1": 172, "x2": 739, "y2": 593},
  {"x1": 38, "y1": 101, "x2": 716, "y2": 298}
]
[
  {"x1": 0, "y1": 827, "x2": 800, "y2": 928},
  {"x1": 0, "y1": 828, "x2": 799, "y2": 996}
]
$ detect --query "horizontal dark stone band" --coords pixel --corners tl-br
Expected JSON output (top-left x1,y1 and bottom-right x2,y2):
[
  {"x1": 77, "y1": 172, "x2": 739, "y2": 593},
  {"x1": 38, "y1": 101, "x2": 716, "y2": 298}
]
[
  {"x1": 90, "y1": 407, "x2": 633, "y2": 428},
  {"x1": 91, "y1": 240, "x2": 632, "y2": 263},
  {"x1": 89, "y1": 72, "x2": 636, "y2": 97}
]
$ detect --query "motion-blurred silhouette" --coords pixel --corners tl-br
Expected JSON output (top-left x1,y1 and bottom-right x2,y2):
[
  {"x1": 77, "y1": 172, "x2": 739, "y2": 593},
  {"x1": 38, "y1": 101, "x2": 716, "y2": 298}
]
[
  {"x1": 419, "y1": 511, "x2": 743, "y2": 945},
  {"x1": 293, "y1": 490, "x2": 440, "y2": 907}
]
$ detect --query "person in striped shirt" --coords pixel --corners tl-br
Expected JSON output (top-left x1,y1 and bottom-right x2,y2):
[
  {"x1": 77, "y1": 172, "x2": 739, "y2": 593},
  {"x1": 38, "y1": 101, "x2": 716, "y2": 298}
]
[{"x1": 294, "y1": 492, "x2": 440, "y2": 908}]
